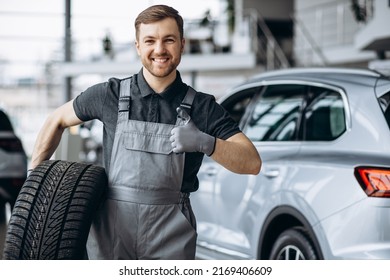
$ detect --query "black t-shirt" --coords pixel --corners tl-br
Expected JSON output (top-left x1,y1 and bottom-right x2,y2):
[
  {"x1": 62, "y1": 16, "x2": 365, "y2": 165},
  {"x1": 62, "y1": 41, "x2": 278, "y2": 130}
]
[{"x1": 73, "y1": 70, "x2": 240, "y2": 192}]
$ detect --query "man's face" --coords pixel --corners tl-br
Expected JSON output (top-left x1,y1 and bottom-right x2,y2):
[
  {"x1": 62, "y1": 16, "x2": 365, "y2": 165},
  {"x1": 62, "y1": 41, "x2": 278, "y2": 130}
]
[{"x1": 135, "y1": 18, "x2": 185, "y2": 79}]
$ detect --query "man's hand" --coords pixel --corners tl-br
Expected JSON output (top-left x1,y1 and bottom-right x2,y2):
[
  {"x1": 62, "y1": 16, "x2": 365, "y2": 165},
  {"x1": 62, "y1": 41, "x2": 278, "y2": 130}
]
[{"x1": 170, "y1": 108, "x2": 216, "y2": 156}]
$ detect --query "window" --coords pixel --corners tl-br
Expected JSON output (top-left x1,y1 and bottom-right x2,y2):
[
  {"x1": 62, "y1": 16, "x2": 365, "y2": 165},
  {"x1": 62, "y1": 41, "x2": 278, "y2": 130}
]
[
  {"x1": 303, "y1": 87, "x2": 346, "y2": 141},
  {"x1": 378, "y1": 90, "x2": 390, "y2": 130},
  {"x1": 222, "y1": 87, "x2": 259, "y2": 124},
  {"x1": 244, "y1": 84, "x2": 305, "y2": 141}
]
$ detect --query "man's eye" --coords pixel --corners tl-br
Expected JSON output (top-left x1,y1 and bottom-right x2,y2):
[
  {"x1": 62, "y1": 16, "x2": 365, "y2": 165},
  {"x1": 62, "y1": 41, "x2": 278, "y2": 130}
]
[{"x1": 145, "y1": 40, "x2": 154, "y2": 44}]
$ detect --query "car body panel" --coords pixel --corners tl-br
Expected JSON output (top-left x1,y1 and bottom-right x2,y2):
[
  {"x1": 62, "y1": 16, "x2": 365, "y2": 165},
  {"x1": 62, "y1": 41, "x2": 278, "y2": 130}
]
[
  {"x1": 0, "y1": 132, "x2": 27, "y2": 178},
  {"x1": 318, "y1": 197, "x2": 390, "y2": 259}
]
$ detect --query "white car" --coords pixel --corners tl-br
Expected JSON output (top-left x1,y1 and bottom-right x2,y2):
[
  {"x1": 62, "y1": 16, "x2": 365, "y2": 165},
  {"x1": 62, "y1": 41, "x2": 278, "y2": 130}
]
[
  {"x1": 192, "y1": 67, "x2": 390, "y2": 260},
  {"x1": 0, "y1": 109, "x2": 27, "y2": 222}
]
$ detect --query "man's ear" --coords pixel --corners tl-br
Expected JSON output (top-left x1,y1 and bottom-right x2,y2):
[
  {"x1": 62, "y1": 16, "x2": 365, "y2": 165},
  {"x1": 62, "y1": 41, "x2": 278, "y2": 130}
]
[
  {"x1": 181, "y1": 38, "x2": 186, "y2": 54},
  {"x1": 135, "y1": 40, "x2": 141, "y2": 56}
]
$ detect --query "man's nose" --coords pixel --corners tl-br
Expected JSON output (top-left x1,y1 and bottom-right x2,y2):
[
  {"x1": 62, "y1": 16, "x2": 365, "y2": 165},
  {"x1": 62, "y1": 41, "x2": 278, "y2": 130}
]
[{"x1": 155, "y1": 41, "x2": 166, "y2": 53}]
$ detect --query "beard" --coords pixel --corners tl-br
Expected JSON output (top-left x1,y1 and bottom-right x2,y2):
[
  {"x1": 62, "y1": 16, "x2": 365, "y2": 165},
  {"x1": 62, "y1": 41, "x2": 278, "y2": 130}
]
[{"x1": 141, "y1": 55, "x2": 181, "y2": 78}]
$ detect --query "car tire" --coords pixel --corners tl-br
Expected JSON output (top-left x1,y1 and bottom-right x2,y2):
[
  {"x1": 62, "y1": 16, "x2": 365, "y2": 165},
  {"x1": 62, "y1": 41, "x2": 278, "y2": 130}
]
[
  {"x1": 2, "y1": 160, "x2": 107, "y2": 260},
  {"x1": 269, "y1": 227, "x2": 318, "y2": 260}
]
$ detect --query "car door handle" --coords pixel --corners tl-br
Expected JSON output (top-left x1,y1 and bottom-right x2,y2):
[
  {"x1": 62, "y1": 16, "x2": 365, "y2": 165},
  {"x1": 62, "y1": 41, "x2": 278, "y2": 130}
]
[{"x1": 263, "y1": 169, "x2": 280, "y2": 178}]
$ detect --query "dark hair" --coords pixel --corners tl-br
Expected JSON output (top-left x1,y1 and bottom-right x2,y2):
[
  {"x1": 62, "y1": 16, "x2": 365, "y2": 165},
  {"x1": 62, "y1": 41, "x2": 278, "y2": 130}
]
[{"x1": 135, "y1": 5, "x2": 184, "y2": 40}]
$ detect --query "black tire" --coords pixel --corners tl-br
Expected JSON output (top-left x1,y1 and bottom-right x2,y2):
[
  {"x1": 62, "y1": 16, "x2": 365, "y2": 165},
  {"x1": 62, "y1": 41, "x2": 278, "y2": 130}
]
[
  {"x1": 2, "y1": 160, "x2": 107, "y2": 260},
  {"x1": 269, "y1": 227, "x2": 318, "y2": 260}
]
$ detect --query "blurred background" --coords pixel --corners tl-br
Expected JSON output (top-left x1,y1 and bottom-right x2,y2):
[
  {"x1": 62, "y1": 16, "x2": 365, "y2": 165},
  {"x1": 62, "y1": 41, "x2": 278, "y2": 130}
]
[{"x1": 1, "y1": 0, "x2": 389, "y2": 164}]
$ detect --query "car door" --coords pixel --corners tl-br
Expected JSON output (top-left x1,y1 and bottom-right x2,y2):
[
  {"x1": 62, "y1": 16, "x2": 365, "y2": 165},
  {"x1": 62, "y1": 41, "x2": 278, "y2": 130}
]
[
  {"x1": 192, "y1": 86, "x2": 259, "y2": 254},
  {"x1": 207, "y1": 83, "x2": 307, "y2": 258},
  {"x1": 294, "y1": 85, "x2": 350, "y2": 220}
]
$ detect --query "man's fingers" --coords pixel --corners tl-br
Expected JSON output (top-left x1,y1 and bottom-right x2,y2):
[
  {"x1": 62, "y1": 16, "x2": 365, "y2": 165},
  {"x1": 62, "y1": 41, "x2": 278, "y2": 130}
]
[{"x1": 170, "y1": 129, "x2": 182, "y2": 153}]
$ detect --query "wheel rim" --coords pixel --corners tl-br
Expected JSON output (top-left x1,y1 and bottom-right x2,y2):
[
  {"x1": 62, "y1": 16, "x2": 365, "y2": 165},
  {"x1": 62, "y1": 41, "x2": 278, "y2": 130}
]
[{"x1": 276, "y1": 245, "x2": 306, "y2": 260}]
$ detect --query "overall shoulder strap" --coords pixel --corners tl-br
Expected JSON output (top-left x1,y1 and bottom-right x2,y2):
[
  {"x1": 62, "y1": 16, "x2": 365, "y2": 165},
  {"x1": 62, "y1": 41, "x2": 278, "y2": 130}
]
[
  {"x1": 118, "y1": 77, "x2": 132, "y2": 112},
  {"x1": 179, "y1": 86, "x2": 196, "y2": 113}
]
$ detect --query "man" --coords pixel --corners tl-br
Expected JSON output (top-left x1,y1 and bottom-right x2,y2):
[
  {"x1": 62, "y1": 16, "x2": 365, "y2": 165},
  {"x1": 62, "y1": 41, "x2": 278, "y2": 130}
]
[{"x1": 31, "y1": 5, "x2": 261, "y2": 260}]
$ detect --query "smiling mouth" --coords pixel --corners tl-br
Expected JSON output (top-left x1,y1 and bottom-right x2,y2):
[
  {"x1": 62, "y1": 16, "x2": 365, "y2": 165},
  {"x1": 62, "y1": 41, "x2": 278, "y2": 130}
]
[{"x1": 152, "y1": 58, "x2": 169, "y2": 63}]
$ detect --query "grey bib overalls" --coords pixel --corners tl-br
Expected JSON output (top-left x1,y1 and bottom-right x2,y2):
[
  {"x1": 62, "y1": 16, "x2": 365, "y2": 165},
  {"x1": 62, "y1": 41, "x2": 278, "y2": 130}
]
[{"x1": 86, "y1": 78, "x2": 197, "y2": 259}]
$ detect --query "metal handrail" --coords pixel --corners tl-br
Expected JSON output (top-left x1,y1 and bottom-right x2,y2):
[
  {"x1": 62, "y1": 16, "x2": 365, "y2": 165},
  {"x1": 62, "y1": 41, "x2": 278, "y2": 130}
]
[
  {"x1": 293, "y1": 15, "x2": 329, "y2": 66},
  {"x1": 244, "y1": 8, "x2": 290, "y2": 70}
]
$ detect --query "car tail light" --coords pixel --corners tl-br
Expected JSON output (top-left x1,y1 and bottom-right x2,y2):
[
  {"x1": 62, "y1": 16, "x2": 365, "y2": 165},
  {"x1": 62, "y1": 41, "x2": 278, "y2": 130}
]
[
  {"x1": 0, "y1": 138, "x2": 24, "y2": 153},
  {"x1": 355, "y1": 166, "x2": 390, "y2": 197}
]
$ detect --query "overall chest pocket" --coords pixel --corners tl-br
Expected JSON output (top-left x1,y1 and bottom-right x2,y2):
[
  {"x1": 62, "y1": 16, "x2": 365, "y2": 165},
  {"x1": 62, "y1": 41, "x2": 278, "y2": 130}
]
[
  {"x1": 124, "y1": 131, "x2": 173, "y2": 154},
  {"x1": 122, "y1": 129, "x2": 184, "y2": 190}
]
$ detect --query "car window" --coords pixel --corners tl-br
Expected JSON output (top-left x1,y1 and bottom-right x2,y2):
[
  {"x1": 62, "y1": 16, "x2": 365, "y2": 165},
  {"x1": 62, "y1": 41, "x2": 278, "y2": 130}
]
[
  {"x1": 303, "y1": 87, "x2": 346, "y2": 141},
  {"x1": 0, "y1": 110, "x2": 14, "y2": 132},
  {"x1": 378, "y1": 90, "x2": 390, "y2": 129},
  {"x1": 244, "y1": 84, "x2": 306, "y2": 141},
  {"x1": 221, "y1": 87, "x2": 259, "y2": 124}
]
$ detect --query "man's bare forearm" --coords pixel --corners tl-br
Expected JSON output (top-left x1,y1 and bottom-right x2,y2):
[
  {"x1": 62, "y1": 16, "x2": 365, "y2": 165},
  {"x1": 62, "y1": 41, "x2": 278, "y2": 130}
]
[
  {"x1": 31, "y1": 100, "x2": 82, "y2": 169},
  {"x1": 211, "y1": 133, "x2": 261, "y2": 175},
  {"x1": 30, "y1": 119, "x2": 65, "y2": 169}
]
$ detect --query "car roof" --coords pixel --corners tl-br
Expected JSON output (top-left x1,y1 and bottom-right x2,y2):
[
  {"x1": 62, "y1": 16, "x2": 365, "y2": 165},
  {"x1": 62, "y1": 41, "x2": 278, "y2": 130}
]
[
  {"x1": 238, "y1": 67, "x2": 387, "y2": 89},
  {"x1": 250, "y1": 67, "x2": 381, "y2": 79},
  {"x1": 220, "y1": 67, "x2": 390, "y2": 105}
]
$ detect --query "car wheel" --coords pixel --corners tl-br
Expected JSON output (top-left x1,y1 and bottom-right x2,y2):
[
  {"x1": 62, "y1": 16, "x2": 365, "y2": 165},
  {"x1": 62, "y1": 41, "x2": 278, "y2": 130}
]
[
  {"x1": 269, "y1": 227, "x2": 318, "y2": 260},
  {"x1": 2, "y1": 160, "x2": 107, "y2": 260}
]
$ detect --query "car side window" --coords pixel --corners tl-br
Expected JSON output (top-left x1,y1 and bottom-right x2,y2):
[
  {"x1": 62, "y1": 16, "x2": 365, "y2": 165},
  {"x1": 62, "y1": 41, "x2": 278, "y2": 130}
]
[
  {"x1": 303, "y1": 87, "x2": 346, "y2": 141},
  {"x1": 221, "y1": 87, "x2": 260, "y2": 124},
  {"x1": 378, "y1": 90, "x2": 390, "y2": 130},
  {"x1": 243, "y1": 84, "x2": 306, "y2": 141}
]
